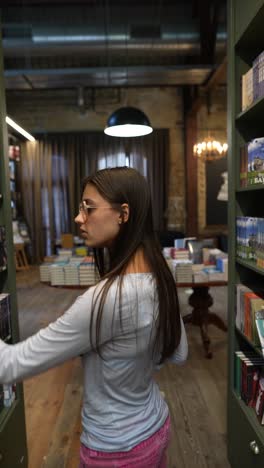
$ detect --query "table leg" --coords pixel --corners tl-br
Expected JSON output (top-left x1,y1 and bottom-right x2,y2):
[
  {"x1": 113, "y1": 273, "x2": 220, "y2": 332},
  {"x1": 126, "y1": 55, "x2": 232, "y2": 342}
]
[{"x1": 183, "y1": 286, "x2": 227, "y2": 358}]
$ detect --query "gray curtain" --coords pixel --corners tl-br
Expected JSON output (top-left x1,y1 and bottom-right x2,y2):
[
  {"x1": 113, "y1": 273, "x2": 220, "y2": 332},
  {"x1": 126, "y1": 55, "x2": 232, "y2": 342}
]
[{"x1": 20, "y1": 129, "x2": 169, "y2": 262}]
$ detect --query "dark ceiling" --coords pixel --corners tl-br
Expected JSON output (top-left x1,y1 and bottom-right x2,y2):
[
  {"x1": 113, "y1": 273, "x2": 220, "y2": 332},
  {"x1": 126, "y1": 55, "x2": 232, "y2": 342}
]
[{"x1": 1, "y1": 0, "x2": 227, "y2": 92}]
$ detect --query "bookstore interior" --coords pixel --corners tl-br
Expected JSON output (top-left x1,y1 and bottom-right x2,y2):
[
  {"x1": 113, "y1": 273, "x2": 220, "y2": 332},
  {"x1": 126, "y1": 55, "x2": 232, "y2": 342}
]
[{"x1": 1, "y1": 0, "x2": 264, "y2": 467}]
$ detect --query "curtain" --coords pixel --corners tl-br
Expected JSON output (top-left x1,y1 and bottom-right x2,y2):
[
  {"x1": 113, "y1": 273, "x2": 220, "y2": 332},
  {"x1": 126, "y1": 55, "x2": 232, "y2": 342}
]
[{"x1": 20, "y1": 129, "x2": 169, "y2": 262}]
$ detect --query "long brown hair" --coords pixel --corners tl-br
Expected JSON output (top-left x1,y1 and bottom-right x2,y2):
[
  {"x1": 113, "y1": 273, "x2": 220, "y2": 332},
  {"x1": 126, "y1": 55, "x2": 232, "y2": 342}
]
[{"x1": 81, "y1": 167, "x2": 181, "y2": 364}]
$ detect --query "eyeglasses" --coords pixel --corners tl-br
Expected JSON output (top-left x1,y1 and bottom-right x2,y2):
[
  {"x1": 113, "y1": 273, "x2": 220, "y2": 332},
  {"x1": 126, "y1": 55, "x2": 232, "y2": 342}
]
[{"x1": 78, "y1": 200, "x2": 120, "y2": 219}]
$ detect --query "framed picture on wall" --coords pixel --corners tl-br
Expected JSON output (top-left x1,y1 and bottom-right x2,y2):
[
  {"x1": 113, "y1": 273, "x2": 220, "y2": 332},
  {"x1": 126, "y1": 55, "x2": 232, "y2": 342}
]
[{"x1": 206, "y1": 157, "x2": 228, "y2": 226}]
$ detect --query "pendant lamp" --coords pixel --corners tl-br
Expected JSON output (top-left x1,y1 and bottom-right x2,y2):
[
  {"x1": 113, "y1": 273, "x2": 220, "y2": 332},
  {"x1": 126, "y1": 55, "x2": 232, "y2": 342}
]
[{"x1": 104, "y1": 106, "x2": 153, "y2": 137}]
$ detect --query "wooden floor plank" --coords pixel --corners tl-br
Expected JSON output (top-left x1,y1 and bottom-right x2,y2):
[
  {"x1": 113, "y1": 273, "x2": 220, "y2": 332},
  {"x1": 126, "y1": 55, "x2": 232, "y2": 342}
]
[{"x1": 41, "y1": 383, "x2": 83, "y2": 468}]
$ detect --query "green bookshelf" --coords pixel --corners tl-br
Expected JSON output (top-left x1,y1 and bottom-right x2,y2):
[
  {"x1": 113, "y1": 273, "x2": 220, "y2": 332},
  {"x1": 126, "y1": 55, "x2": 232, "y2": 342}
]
[
  {"x1": 0, "y1": 31, "x2": 28, "y2": 467},
  {"x1": 228, "y1": 1, "x2": 264, "y2": 466}
]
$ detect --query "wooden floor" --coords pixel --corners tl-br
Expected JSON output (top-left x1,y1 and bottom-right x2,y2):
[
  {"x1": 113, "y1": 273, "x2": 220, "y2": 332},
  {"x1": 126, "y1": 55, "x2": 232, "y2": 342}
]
[{"x1": 16, "y1": 267, "x2": 231, "y2": 468}]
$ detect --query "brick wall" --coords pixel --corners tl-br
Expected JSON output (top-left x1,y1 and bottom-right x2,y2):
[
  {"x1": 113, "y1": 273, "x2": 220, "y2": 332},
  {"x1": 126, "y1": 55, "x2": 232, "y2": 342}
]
[{"x1": 7, "y1": 86, "x2": 186, "y2": 231}]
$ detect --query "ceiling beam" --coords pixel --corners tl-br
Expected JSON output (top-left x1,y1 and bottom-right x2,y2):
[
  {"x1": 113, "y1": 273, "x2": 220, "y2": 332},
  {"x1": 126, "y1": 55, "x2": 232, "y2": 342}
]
[{"x1": 186, "y1": 56, "x2": 227, "y2": 115}]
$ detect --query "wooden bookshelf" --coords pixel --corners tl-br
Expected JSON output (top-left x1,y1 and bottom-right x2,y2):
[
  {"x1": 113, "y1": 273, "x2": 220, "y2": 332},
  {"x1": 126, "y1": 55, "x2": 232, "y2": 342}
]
[
  {"x1": 228, "y1": 1, "x2": 264, "y2": 466},
  {"x1": 0, "y1": 32, "x2": 28, "y2": 466}
]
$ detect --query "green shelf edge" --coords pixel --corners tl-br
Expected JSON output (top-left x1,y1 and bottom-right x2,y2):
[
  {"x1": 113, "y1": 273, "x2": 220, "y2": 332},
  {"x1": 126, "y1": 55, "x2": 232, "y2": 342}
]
[
  {"x1": 236, "y1": 258, "x2": 264, "y2": 276},
  {"x1": 0, "y1": 399, "x2": 18, "y2": 431},
  {"x1": 232, "y1": 391, "x2": 264, "y2": 444}
]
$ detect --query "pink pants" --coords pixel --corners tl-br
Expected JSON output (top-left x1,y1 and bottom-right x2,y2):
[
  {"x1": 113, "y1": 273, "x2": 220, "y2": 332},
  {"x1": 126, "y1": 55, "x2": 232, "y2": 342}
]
[{"x1": 79, "y1": 416, "x2": 171, "y2": 468}]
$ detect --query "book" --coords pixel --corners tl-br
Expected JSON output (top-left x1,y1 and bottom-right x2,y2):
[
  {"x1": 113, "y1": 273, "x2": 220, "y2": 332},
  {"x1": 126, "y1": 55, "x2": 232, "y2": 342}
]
[
  {"x1": 0, "y1": 293, "x2": 12, "y2": 342},
  {"x1": 255, "y1": 308, "x2": 264, "y2": 356},
  {"x1": 248, "y1": 297, "x2": 264, "y2": 342},
  {"x1": 241, "y1": 360, "x2": 260, "y2": 406},
  {"x1": 235, "y1": 351, "x2": 264, "y2": 406},
  {"x1": 241, "y1": 67, "x2": 253, "y2": 110},
  {"x1": 255, "y1": 376, "x2": 264, "y2": 424},
  {"x1": 0, "y1": 226, "x2": 7, "y2": 269},
  {"x1": 247, "y1": 137, "x2": 264, "y2": 186}
]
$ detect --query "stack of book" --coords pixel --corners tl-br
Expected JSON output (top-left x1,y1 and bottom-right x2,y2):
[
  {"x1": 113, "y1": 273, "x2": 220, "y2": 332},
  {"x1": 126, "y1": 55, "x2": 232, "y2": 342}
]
[
  {"x1": 235, "y1": 351, "x2": 264, "y2": 425},
  {"x1": 0, "y1": 293, "x2": 11, "y2": 342},
  {"x1": 56, "y1": 248, "x2": 73, "y2": 259},
  {"x1": 50, "y1": 261, "x2": 68, "y2": 286},
  {"x1": 236, "y1": 216, "x2": 257, "y2": 261},
  {"x1": 39, "y1": 262, "x2": 53, "y2": 282},
  {"x1": 236, "y1": 284, "x2": 264, "y2": 353},
  {"x1": 64, "y1": 258, "x2": 82, "y2": 285},
  {"x1": 79, "y1": 257, "x2": 99, "y2": 286},
  {"x1": 174, "y1": 260, "x2": 193, "y2": 283},
  {"x1": 0, "y1": 226, "x2": 7, "y2": 270},
  {"x1": 236, "y1": 216, "x2": 264, "y2": 267},
  {"x1": 241, "y1": 50, "x2": 264, "y2": 112},
  {"x1": 39, "y1": 254, "x2": 99, "y2": 287},
  {"x1": 240, "y1": 137, "x2": 264, "y2": 188},
  {"x1": 171, "y1": 248, "x2": 189, "y2": 261},
  {"x1": 192, "y1": 264, "x2": 207, "y2": 283},
  {"x1": 203, "y1": 266, "x2": 226, "y2": 282},
  {"x1": 253, "y1": 50, "x2": 264, "y2": 102}
]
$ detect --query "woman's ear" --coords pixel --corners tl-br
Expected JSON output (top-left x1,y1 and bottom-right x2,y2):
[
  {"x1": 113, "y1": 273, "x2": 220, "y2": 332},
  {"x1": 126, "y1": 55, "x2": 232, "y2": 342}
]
[{"x1": 120, "y1": 203, "x2": 129, "y2": 223}]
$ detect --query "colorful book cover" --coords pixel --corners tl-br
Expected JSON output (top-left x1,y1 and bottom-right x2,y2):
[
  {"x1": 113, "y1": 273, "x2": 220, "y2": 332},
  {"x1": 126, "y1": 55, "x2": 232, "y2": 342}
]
[
  {"x1": 255, "y1": 376, "x2": 264, "y2": 424},
  {"x1": 0, "y1": 226, "x2": 7, "y2": 268},
  {"x1": 255, "y1": 308, "x2": 264, "y2": 355},
  {"x1": 247, "y1": 138, "x2": 264, "y2": 186},
  {"x1": 249, "y1": 298, "x2": 264, "y2": 343},
  {"x1": 244, "y1": 292, "x2": 260, "y2": 336}
]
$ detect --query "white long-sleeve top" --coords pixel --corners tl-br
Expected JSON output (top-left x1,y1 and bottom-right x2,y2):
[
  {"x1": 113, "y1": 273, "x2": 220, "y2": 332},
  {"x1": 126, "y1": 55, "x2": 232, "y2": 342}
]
[{"x1": 0, "y1": 273, "x2": 188, "y2": 451}]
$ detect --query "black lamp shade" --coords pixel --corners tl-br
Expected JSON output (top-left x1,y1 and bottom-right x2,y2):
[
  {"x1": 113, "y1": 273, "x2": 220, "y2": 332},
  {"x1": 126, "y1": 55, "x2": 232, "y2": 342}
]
[{"x1": 104, "y1": 106, "x2": 153, "y2": 137}]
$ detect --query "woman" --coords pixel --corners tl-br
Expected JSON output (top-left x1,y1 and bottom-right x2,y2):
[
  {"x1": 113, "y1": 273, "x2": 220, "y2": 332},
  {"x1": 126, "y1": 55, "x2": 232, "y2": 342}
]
[{"x1": 0, "y1": 167, "x2": 188, "y2": 467}]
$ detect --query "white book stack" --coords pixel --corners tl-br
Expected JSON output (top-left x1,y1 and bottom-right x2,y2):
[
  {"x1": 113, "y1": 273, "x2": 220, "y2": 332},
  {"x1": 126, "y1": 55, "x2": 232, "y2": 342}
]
[
  {"x1": 50, "y1": 262, "x2": 67, "y2": 286},
  {"x1": 192, "y1": 264, "x2": 208, "y2": 283},
  {"x1": 64, "y1": 258, "x2": 82, "y2": 285},
  {"x1": 175, "y1": 260, "x2": 193, "y2": 283},
  {"x1": 57, "y1": 249, "x2": 73, "y2": 260},
  {"x1": 207, "y1": 270, "x2": 226, "y2": 282},
  {"x1": 39, "y1": 263, "x2": 52, "y2": 282},
  {"x1": 193, "y1": 271, "x2": 209, "y2": 283},
  {"x1": 79, "y1": 257, "x2": 99, "y2": 286}
]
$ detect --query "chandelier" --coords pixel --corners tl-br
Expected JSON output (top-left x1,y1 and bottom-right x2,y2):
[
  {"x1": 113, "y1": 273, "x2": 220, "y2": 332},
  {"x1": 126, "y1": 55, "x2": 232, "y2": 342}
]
[{"x1": 193, "y1": 137, "x2": 228, "y2": 161}]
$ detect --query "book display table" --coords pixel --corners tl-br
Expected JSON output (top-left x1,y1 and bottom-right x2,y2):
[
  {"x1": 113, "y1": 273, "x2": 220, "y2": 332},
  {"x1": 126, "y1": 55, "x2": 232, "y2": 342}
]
[{"x1": 177, "y1": 281, "x2": 228, "y2": 359}]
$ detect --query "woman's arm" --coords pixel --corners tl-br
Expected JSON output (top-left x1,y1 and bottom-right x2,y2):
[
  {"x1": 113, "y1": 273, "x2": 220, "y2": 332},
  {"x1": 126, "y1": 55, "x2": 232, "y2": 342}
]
[{"x1": 0, "y1": 282, "x2": 112, "y2": 384}]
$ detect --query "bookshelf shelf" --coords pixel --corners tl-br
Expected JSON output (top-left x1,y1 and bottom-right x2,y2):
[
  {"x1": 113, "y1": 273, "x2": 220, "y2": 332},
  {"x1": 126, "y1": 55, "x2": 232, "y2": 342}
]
[
  {"x1": 236, "y1": 95, "x2": 264, "y2": 140},
  {"x1": 236, "y1": 258, "x2": 264, "y2": 276},
  {"x1": 228, "y1": 1, "x2": 264, "y2": 466},
  {"x1": 235, "y1": 327, "x2": 263, "y2": 357},
  {"x1": 234, "y1": 391, "x2": 264, "y2": 445},
  {"x1": 235, "y1": 3, "x2": 264, "y2": 63},
  {"x1": 236, "y1": 185, "x2": 264, "y2": 193},
  {"x1": 229, "y1": 391, "x2": 264, "y2": 466}
]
